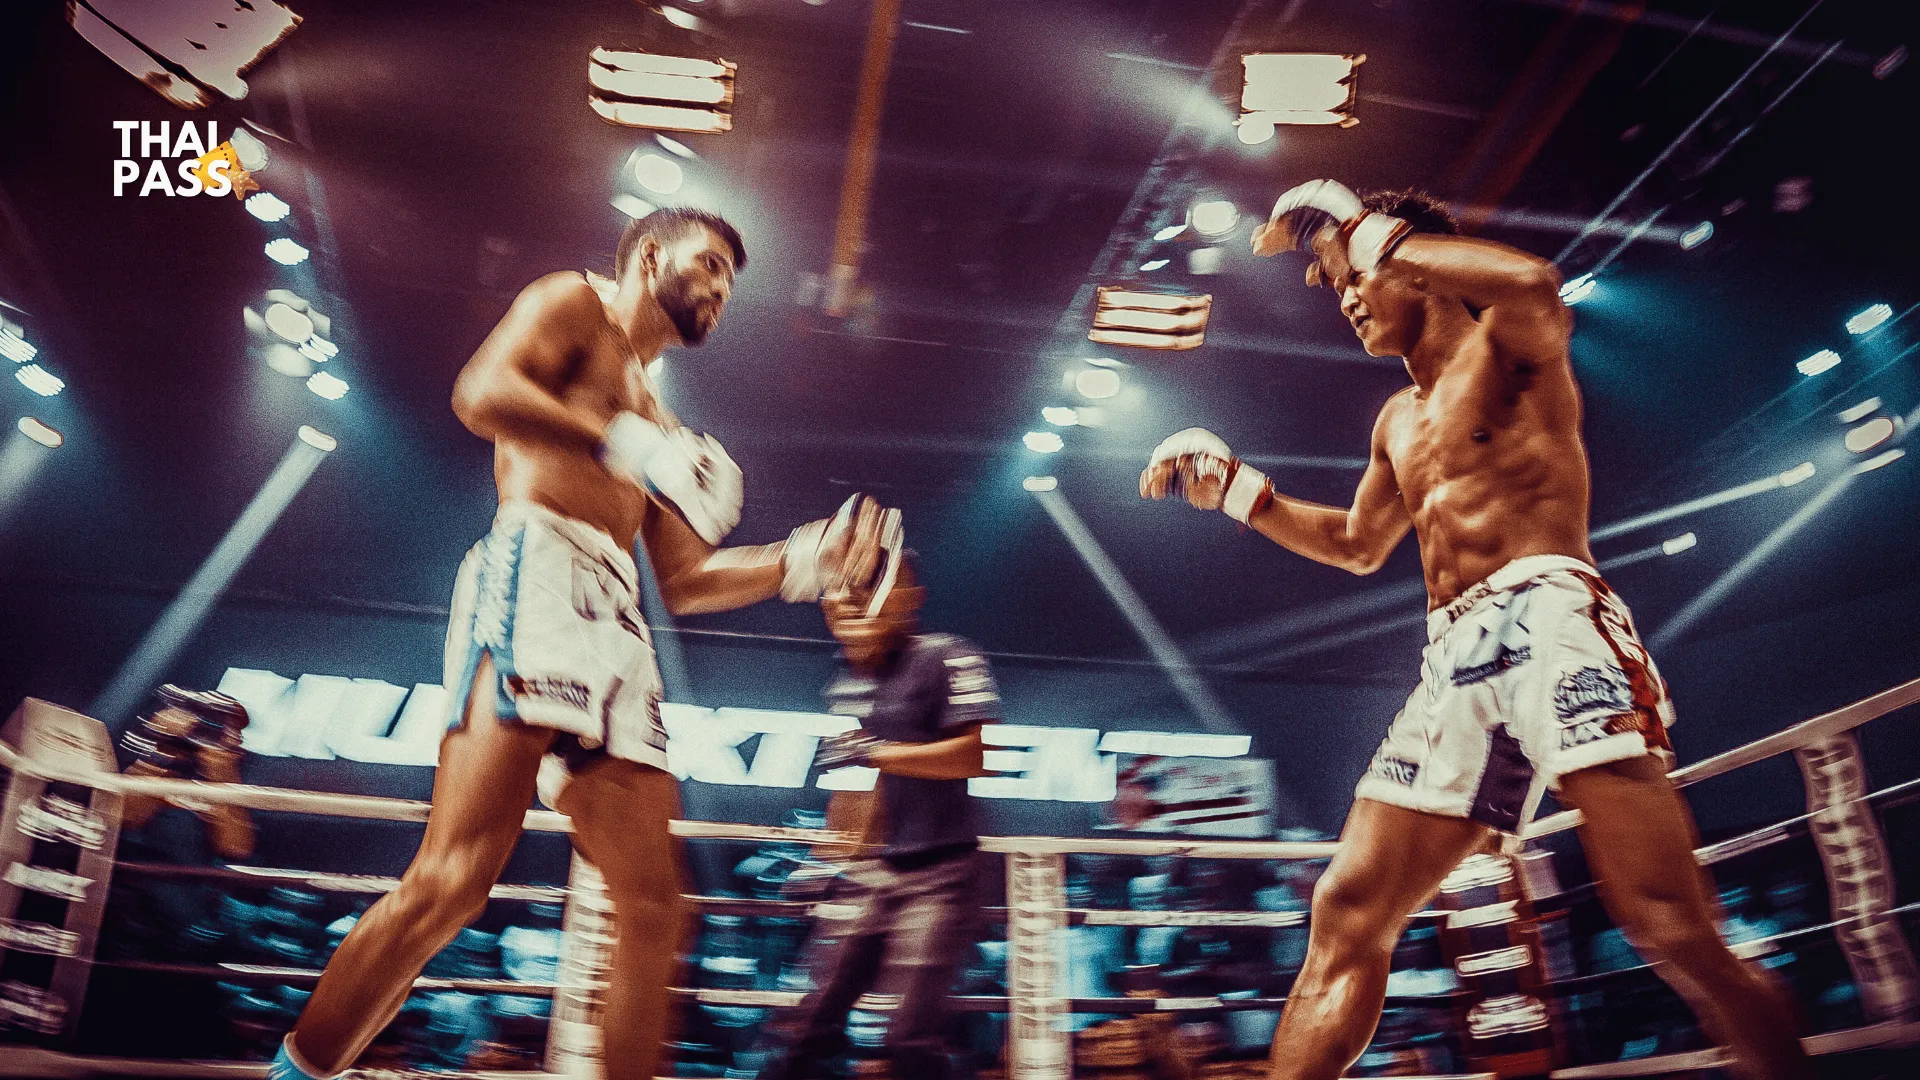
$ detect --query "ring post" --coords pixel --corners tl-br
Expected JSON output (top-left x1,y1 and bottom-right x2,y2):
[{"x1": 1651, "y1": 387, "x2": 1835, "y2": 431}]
[{"x1": 1005, "y1": 850, "x2": 1071, "y2": 1080}]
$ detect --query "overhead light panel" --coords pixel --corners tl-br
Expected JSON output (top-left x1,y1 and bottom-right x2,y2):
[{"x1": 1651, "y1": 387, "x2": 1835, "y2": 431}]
[
  {"x1": 1559, "y1": 274, "x2": 1596, "y2": 305},
  {"x1": 229, "y1": 127, "x2": 270, "y2": 171},
  {"x1": 1796, "y1": 349, "x2": 1840, "y2": 377},
  {"x1": 1855, "y1": 448, "x2": 1905, "y2": 473},
  {"x1": 1022, "y1": 476, "x2": 1058, "y2": 492},
  {"x1": 264, "y1": 238, "x2": 309, "y2": 266},
  {"x1": 1778, "y1": 461, "x2": 1816, "y2": 487},
  {"x1": 1838, "y1": 398, "x2": 1882, "y2": 424},
  {"x1": 67, "y1": 0, "x2": 300, "y2": 110},
  {"x1": 1042, "y1": 407, "x2": 1080, "y2": 427},
  {"x1": 1846, "y1": 304, "x2": 1893, "y2": 336},
  {"x1": 1153, "y1": 223, "x2": 1187, "y2": 242},
  {"x1": 1236, "y1": 115, "x2": 1276, "y2": 145},
  {"x1": 1679, "y1": 221, "x2": 1713, "y2": 250},
  {"x1": 1191, "y1": 200, "x2": 1239, "y2": 238},
  {"x1": 631, "y1": 152, "x2": 684, "y2": 194},
  {"x1": 18, "y1": 417, "x2": 63, "y2": 448},
  {"x1": 306, "y1": 371, "x2": 349, "y2": 400},
  {"x1": 1239, "y1": 53, "x2": 1362, "y2": 128},
  {"x1": 263, "y1": 302, "x2": 315, "y2": 343},
  {"x1": 1138, "y1": 258, "x2": 1169, "y2": 272},
  {"x1": 15, "y1": 364, "x2": 63, "y2": 396},
  {"x1": 1845, "y1": 417, "x2": 1896, "y2": 454},
  {"x1": 246, "y1": 191, "x2": 291, "y2": 223},
  {"x1": 1660, "y1": 532, "x2": 1697, "y2": 556},
  {"x1": 589, "y1": 48, "x2": 736, "y2": 134},
  {"x1": 0, "y1": 323, "x2": 35, "y2": 364},
  {"x1": 1023, "y1": 431, "x2": 1064, "y2": 454},
  {"x1": 1090, "y1": 287, "x2": 1211, "y2": 351},
  {"x1": 296, "y1": 425, "x2": 337, "y2": 452},
  {"x1": 1074, "y1": 368, "x2": 1121, "y2": 400}
]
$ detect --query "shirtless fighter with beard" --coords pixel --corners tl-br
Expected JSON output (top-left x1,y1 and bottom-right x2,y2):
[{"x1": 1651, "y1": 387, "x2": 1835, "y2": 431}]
[
  {"x1": 269, "y1": 208, "x2": 891, "y2": 1080},
  {"x1": 1140, "y1": 183, "x2": 1811, "y2": 1080}
]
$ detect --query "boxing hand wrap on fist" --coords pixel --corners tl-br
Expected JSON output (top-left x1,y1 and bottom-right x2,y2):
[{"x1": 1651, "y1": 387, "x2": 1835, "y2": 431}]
[
  {"x1": 815, "y1": 730, "x2": 893, "y2": 772},
  {"x1": 1141, "y1": 428, "x2": 1273, "y2": 524},
  {"x1": 601, "y1": 412, "x2": 744, "y2": 545},
  {"x1": 1255, "y1": 179, "x2": 1411, "y2": 275}
]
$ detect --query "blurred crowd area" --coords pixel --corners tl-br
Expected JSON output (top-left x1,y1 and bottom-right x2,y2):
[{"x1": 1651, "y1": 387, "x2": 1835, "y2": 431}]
[{"x1": 28, "y1": 803, "x2": 1909, "y2": 1079}]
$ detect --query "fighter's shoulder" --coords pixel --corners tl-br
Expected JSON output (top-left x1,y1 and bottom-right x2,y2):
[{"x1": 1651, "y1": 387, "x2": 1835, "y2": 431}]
[
  {"x1": 513, "y1": 271, "x2": 604, "y2": 328},
  {"x1": 1374, "y1": 385, "x2": 1416, "y2": 433}
]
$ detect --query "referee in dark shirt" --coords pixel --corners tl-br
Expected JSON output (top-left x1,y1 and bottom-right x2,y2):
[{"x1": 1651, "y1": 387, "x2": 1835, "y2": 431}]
[{"x1": 756, "y1": 554, "x2": 994, "y2": 1080}]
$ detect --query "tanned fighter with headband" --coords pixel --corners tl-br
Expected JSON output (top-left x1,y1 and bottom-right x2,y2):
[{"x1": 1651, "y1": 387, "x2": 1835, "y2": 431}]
[
  {"x1": 270, "y1": 207, "x2": 894, "y2": 1080},
  {"x1": 1141, "y1": 182, "x2": 1811, "y2": 1080}
]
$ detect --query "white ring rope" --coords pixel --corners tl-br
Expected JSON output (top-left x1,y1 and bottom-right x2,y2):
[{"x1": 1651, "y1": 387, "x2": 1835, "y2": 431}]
[
  {"x1": 5, "y1": 674, "x2": 1910, "y2": 856},
  {"x1": 2, "y1": 676, "x2": 1915, "y2": 1078},
  {"x1": 1525, "y1": 673, "x2": 1920, "y2": 840}
]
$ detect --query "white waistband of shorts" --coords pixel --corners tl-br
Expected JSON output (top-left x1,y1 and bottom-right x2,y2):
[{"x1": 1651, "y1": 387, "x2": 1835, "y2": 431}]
[
  {"x1": 495, "y1": 500, "x2": 636, "y2": 571},
  {"x1": 1426, "y1": 553, "x2": 1597, "y2": 641}
]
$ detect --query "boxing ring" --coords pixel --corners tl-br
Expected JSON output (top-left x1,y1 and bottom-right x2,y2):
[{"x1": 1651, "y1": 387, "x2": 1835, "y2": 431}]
[{"x1": 0, "y1": 676, "x2": 1915, "y2": 1079}]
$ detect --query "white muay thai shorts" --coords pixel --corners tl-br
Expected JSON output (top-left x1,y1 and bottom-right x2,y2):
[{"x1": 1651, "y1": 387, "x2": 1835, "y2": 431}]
[
  {"x1": 443, "y1": 501, "x2": 668, "y2": 795},
  {"x1": 1353, "y1": 554, "x2": 1676, "y2": 834}
]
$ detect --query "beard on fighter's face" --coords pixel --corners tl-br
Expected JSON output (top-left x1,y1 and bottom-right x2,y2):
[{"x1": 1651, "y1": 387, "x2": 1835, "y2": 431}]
[{"x1": 656, "y1": 269, "x2": 717, "y2": 345}]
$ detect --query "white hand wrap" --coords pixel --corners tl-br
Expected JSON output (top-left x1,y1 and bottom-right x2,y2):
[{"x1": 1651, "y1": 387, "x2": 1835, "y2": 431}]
[
  {"x1": 779, "y1": 495, "x2": 860, "y2": 603},
  {"x1": 601, "y1": 412, "x2": 743, "y2": 545},
  {"x1": 1269, "y1": 178, "x2": 1411, "y2": 274},
  {"x1": 1147, "y1": 427, "x2": 1270, "y2": 524}
]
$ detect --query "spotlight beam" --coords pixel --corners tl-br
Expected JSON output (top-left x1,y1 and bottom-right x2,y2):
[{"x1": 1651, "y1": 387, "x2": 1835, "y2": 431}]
[
  {"x1": 1198, "y1": 461, "x2": 1807, "y2": 659},
  {"x1": 1589, "y1": 470, "x2": 1797, "y2": 541},
  {"x1": 1583, "y1": 36, "x2": 1841, "y2": 279},
  {"x1": 1030, "y1": 488, "x2": 1242, "y2": 737},
  {"x1": 1553, "y1": 0, "x2": 1826, "y2": 266},
  {"x1": 1253, "y1": 541, "x2": 1694, "y2": 666},
  {"x1": 1648, "y1": 475, "x2": 1853, "y2": 652},
  {"x1": 91, "y1": 435, "x2": 332, "y2": 725},
  {"x1": 0, "y1": 430, "x2": 59, "y2": 538}
]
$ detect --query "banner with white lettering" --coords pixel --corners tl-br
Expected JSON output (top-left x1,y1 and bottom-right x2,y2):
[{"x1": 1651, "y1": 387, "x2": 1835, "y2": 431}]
[{"x1": 215, "y1": 668, "x2": 1260, "y2": 806}]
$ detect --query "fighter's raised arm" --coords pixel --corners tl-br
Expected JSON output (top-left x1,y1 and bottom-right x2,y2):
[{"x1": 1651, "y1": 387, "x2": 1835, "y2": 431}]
[
  {"x1": 450, "y1": 271, "x2": 608, "y2": 450},
  {"x1": 1260, "y1": 178, "x2": 1573, "y2": 368},
  {"x1": 1139, "y1": 411, "x2": 1411, "y2": 575}
]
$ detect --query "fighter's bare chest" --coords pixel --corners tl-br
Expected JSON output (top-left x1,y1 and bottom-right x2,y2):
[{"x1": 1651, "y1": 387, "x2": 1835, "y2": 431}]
[{"x1": 568, "y1": 338, "x2": 661, "y2": 423}]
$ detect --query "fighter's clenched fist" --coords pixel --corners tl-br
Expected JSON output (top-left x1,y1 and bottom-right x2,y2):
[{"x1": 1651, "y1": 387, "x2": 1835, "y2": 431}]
[{"x1": 1139, "y1": 427, "x2": 1272, "y2": 523}]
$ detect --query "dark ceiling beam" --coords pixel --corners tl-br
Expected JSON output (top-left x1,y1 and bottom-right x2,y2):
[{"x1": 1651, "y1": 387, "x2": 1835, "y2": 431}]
[
  {"x1": 1553, "y1": 0, "x2": 1828, "y2": 265},
  {"x1": 1499, "y1": 0, "x2": 1877, "y2": 68},
  {"x1": 824, "y1": 0, "x2": 905, "y2": 316},
  {"x1": 1455, "y1": 1, "x2": 1648, "y2": 230}
]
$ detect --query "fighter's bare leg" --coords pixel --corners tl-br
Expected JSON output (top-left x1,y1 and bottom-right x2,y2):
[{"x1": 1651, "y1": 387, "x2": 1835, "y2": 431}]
[
  {"x1": 1267, "y1": 798, "x2": 1490, "y2": 1080},
  {"x1": 554, "y1": 757, "x2": 691, "y2": 1080},
  {"x1": 1559, "y1": 756, "x2": 1812, "y2": 1080},
  {"x1": 289, "y1": 655, "x2": 551, "y2": 1074}
]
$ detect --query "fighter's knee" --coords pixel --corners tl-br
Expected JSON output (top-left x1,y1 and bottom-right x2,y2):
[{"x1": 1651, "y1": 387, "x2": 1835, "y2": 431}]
[
  {"x1": 1310, "y1": 870, "x2": 1400, "y2": 955},
  {"x1": 395, "y1": 856, "x2": 495, "y2": 929}
]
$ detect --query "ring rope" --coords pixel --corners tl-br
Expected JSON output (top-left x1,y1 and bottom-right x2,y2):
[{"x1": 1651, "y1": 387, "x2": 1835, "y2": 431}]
[
  {"x1": 3, "y1": 678, "x2": 1915, "y2": 1078},
  {"x1": 1525, "y1": 673, "x2": 1920, "y2": 840},
  {"x1": 6, "y1": 674, "x2": 1911, "y2": 860}
]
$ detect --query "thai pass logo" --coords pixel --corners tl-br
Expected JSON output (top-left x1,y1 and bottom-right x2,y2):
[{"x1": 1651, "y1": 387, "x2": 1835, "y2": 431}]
[{"x1": 111, "y1": 120, "x2": 257, "y2": 199}]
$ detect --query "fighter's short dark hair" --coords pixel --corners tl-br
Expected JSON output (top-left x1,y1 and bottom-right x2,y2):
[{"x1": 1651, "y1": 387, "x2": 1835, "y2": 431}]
[
  {"x1": 616, "y1": 207, "x2": 747, "y2": 276},
  {"x1": 1362, "y1": 189, "x2": 1459, "y2": 236}
]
